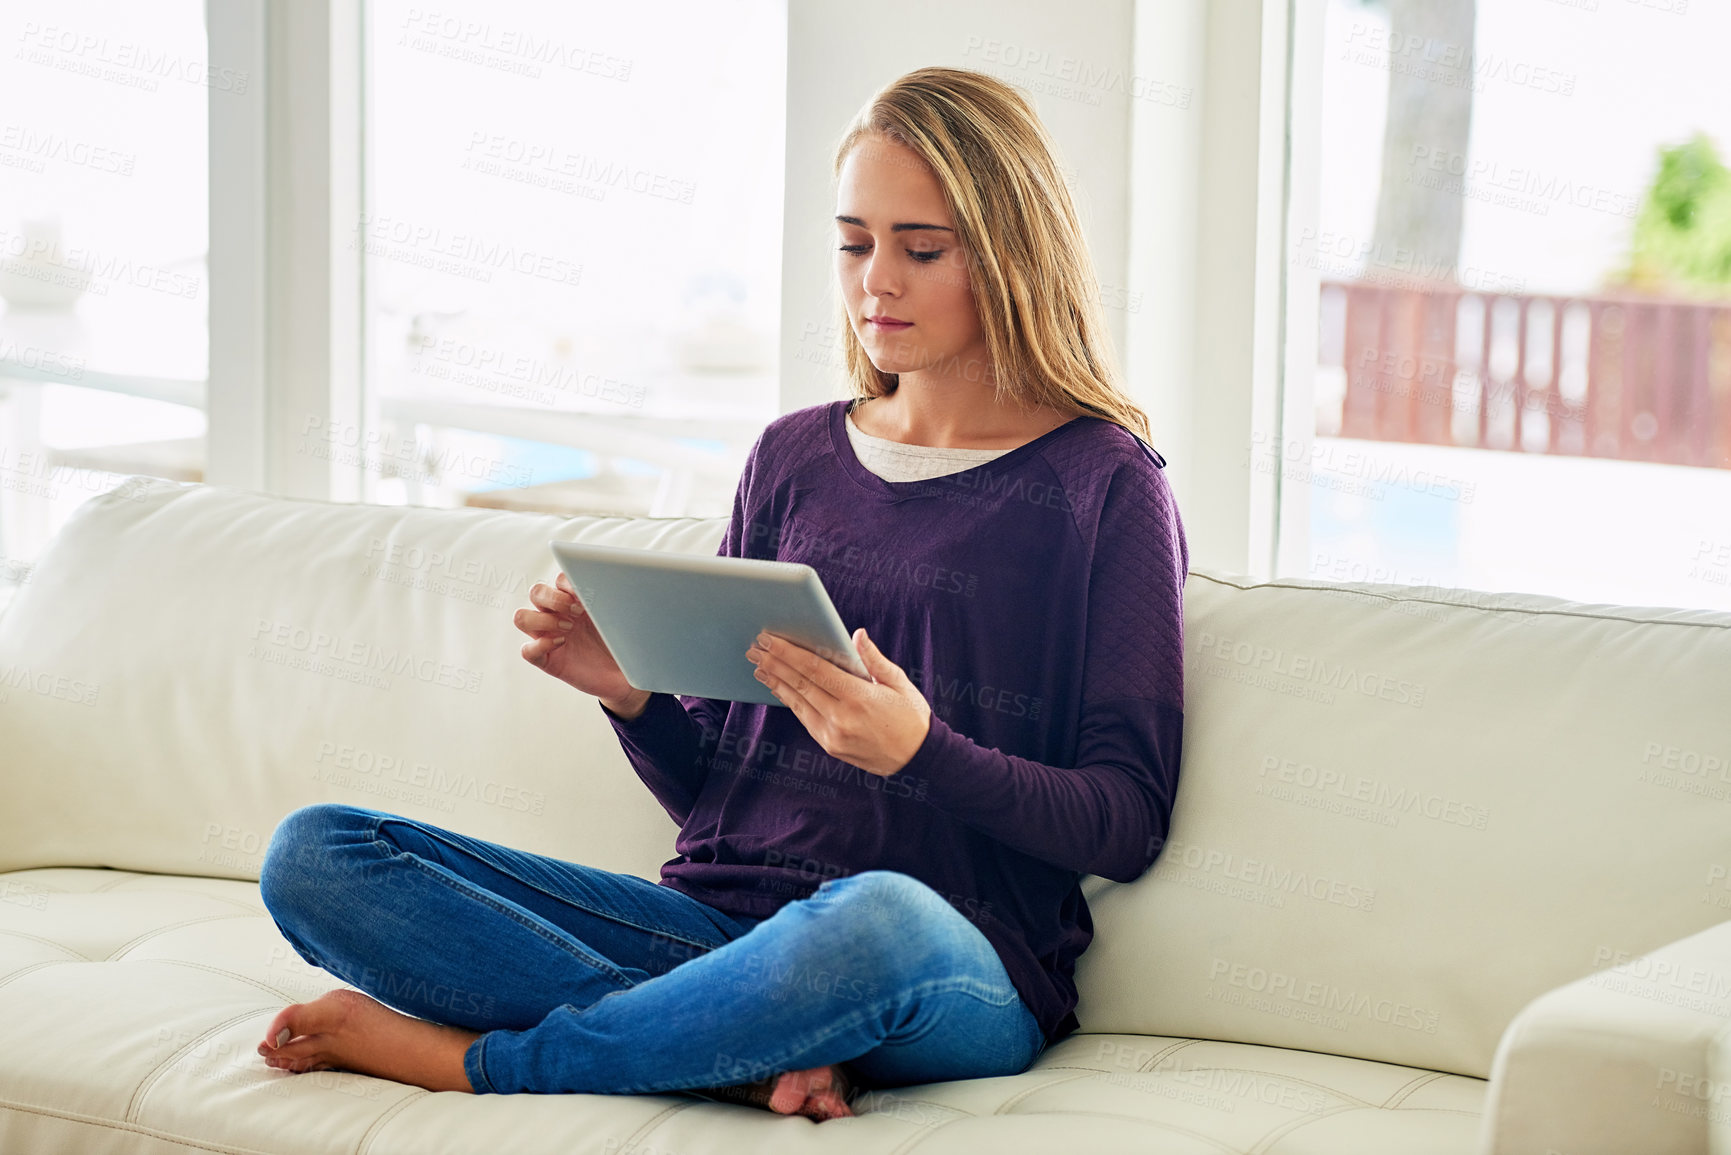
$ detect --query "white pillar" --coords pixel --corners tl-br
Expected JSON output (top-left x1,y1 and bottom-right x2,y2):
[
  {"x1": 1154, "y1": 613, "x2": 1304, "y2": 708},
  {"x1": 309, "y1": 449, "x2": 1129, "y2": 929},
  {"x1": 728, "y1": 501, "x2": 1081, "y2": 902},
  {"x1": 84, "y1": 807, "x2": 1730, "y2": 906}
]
[{"x1": 206, "y1": 0, "x2": 363, "y2": 501}]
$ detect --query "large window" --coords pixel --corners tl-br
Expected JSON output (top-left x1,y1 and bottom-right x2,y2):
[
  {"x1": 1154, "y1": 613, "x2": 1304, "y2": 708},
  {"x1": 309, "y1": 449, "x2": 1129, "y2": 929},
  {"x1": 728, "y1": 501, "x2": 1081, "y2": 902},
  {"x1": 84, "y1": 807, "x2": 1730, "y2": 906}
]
[
  {"x1": 1282, "y1": 0, "x2": 1731, "y2": 612},
  {"x1": 361, "y1": 0, "x2": 786, "y2": 517},
  {"x1": 0, "y1": 0, "x2": 209, "y2": 587}
]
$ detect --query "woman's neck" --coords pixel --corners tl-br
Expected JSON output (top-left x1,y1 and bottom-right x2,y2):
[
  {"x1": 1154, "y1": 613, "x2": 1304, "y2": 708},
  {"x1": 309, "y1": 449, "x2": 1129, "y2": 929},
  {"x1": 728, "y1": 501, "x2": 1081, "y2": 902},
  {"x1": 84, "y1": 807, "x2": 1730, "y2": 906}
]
[{"x1": 851, "y1": 389, "x2": 1071, "y2": 451}]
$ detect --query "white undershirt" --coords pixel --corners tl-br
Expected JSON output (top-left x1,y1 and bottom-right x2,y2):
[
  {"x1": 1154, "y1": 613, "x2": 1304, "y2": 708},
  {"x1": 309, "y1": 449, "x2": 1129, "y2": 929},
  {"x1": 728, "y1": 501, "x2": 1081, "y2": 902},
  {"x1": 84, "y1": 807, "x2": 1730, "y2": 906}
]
[{"x1": 844, "y1": 407, "x2": 1013, "y2": 483}]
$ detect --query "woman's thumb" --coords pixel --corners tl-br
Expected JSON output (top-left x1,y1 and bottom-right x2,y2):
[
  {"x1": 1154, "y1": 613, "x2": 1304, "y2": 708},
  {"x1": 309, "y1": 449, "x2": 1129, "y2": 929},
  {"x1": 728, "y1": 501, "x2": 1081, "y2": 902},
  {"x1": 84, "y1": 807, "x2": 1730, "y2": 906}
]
[{"x1": 856, "y1": 628, "x2": 897, "y2": 679}]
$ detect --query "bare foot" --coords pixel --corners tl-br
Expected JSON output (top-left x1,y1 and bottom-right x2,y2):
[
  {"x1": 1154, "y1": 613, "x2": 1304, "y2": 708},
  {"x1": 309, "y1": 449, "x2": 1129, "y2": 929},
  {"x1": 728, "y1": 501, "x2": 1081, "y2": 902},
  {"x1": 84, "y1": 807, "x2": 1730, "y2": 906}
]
[
  {"x1": 256, "y1": 989, "x2": 480, "y2": 1093},
  {"x1": 691, "y1": 1062, "x2": 856, "y2": 1121},
  {"x1": 768, "y1": 1064, "x2": 855, "y2": 1120}
]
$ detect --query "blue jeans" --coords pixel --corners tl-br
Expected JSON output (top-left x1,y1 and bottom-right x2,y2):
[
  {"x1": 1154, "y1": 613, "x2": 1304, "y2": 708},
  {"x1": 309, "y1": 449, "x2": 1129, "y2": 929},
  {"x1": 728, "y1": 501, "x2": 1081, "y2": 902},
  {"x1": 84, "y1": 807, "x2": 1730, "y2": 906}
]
[{"x1": 257, "y1": 803, "x2": 1046, "y2": 1096}]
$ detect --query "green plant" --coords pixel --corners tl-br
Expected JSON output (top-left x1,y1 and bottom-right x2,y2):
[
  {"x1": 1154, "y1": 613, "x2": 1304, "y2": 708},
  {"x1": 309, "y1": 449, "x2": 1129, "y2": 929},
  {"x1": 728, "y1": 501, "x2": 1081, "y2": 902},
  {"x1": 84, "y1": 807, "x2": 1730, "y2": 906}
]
[{"x1": 1616, "y1": 133, "x2": 1731, "y2": 297}]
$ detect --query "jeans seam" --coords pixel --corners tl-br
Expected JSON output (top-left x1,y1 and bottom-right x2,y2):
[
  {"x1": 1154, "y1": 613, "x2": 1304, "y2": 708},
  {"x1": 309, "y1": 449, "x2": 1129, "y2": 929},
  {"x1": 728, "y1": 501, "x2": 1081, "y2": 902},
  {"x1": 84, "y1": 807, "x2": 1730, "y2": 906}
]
[
  {"x1": 373, "y1": 818, "x2": 725, "y2": 955},
  {"x1": 465, "y1": 1034, "x2": 495, "y2": 1094},
  {"x1": 673, "y1": 974, "x2": 1022, "y2": 1095},
  {"x1": 898, "y1": 973, "x2": 1020, "y2": 1012},
  {"x1": 379, "y1": 840, "x2": 642, "y2": 989}
]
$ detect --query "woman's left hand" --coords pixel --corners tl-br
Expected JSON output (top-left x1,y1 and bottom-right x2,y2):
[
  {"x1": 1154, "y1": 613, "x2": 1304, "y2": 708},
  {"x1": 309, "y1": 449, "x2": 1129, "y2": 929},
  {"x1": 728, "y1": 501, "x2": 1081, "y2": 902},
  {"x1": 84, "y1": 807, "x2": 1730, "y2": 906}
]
[{"x1": 746, "y1": 627, "x2": 931, "y2": 778}]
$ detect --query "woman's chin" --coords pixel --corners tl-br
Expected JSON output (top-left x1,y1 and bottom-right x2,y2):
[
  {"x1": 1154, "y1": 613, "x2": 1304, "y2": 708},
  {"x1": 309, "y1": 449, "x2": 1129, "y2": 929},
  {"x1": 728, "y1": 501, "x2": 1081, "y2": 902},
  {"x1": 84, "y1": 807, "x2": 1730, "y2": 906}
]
[{"x1": 861, "y1": 355, "x2": 905, "y2": 375}]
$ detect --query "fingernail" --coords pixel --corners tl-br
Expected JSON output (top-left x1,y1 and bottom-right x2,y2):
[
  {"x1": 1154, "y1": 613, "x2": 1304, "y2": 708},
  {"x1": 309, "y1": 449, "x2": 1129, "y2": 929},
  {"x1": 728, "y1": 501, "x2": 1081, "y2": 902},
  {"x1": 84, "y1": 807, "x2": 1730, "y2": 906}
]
[{"x1": 558, "y1": 619, "x2": 574, "y2": 631}]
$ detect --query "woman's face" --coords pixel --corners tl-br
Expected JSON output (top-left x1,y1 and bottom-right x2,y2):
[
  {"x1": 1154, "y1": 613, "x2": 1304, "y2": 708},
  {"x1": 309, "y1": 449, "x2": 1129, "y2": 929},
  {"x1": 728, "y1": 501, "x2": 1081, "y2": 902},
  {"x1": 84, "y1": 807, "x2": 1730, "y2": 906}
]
[{"x1": 834, "y1": 135, "x2": 988, "y2": 383}]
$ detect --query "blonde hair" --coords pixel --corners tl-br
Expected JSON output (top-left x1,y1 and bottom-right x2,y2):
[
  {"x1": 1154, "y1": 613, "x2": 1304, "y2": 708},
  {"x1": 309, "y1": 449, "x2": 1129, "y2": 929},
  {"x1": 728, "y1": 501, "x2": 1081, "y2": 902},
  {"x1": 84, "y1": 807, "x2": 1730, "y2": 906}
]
[{"x1": 831, "y1": 66, "x2": 1152, "y2": 445}]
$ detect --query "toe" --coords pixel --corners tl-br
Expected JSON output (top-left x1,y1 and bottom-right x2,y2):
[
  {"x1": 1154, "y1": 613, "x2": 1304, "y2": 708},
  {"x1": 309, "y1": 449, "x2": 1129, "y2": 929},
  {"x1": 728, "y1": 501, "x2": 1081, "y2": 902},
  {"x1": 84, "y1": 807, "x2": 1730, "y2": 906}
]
[
  {"x1": 767, "y1": 1071, "x2": 807, "y2": 1114},
  {"x1": 808, "y1": 1086, "x2": 853, "y2": 1119},
  {"x1": 257, "y1": 991, "x2": 368, "y2": 1073},
  {"x1": 259, "y1": 1031, "x2": 333, "y2": 1073},
  {"x1": 264, "y1": 989, "x2": 363, "y2": 1050},
  {"x1": 262, "y1": 1003, "x2": 306, "y2": 1051}
]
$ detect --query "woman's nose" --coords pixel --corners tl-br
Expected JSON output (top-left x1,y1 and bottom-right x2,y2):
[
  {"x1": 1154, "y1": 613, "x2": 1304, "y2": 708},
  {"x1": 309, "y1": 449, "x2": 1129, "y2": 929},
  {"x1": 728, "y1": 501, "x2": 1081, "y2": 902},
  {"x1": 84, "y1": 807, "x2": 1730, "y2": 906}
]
[{"x1": 861, "y1": 249, "x2": 901, "y2": 299}]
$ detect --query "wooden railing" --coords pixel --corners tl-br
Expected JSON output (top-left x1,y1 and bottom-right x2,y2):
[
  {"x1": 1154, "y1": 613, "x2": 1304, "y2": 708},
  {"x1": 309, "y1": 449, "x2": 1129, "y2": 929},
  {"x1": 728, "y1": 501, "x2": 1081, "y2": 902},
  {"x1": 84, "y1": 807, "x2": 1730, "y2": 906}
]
[{"x1": 1320, "y1": 280, "x2": 1731, "y2": 470}]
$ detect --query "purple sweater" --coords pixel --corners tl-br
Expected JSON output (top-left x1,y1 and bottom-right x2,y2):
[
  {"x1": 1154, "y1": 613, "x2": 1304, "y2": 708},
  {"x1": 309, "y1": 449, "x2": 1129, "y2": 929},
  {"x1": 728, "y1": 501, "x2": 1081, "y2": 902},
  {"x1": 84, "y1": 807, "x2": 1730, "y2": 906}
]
[{"x1": 601, "y1": 398, "x2": 1189, "y2": 1046}]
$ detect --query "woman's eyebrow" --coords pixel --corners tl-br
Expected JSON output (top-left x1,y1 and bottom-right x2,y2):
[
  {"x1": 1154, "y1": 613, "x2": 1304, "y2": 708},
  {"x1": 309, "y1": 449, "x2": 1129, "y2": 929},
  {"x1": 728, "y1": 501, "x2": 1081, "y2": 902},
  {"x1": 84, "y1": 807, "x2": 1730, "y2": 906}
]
[{"x1": 834, "y1": 215, "x2": 954, "y2": 233}]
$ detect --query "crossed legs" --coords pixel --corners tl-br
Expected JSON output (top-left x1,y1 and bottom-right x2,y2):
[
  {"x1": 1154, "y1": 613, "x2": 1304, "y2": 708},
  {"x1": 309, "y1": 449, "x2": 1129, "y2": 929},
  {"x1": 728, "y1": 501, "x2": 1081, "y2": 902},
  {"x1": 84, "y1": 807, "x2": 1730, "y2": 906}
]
[{"x1": 254, "y1": 804, "x2": 1043, "y2": 1112}]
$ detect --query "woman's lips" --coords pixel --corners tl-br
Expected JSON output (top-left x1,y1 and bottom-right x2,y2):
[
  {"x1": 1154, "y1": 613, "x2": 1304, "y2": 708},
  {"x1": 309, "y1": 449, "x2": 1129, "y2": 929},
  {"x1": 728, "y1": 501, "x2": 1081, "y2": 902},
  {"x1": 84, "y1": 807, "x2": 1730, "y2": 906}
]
[{"x1": 868, "y1": 318, "x2": 912, "y2": 330}]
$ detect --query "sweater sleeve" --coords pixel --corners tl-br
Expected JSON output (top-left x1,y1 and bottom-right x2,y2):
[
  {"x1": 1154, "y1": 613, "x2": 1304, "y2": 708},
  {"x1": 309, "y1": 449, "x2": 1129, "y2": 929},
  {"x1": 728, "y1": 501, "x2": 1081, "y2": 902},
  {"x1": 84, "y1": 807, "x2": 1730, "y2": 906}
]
[
  {"x1": 598, "y1": 426, "x2": 775, "y2": 826},
  {"x1": 895, "y1": 459, "x2": 1190, "y2": 883}
]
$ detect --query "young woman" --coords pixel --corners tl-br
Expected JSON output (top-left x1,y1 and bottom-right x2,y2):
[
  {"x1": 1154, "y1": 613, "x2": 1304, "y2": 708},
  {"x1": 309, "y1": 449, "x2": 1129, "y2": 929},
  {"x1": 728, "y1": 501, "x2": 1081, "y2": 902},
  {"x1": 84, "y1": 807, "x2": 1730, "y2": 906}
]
[{"x1": 254, "y1": 66, "x2": 1188, "y2": 1124}]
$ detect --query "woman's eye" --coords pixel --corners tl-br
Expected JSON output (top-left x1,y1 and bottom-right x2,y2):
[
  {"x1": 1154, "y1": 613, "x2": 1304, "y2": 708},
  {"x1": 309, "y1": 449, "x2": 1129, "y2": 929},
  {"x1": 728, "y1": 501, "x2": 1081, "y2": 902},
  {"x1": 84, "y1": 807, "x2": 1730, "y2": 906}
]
[{"x1": 836, "y1": 244, "x2": 945, "y2": 263}]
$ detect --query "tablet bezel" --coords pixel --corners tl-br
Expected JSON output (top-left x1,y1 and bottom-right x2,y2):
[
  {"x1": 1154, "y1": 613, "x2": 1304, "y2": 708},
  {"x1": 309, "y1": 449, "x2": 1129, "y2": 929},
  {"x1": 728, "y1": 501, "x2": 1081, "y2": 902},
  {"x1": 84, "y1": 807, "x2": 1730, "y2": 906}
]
[{"x1": 548, "y1": 540, "x2": 870, "y2": 706}]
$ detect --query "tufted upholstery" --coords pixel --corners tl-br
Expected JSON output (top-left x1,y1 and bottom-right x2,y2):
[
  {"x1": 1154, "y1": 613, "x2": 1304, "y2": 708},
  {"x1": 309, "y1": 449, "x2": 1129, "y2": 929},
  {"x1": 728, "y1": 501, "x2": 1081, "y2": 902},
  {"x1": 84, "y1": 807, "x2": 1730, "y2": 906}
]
[
  {"x1": 0, "y1": 868, "x2": 1488, "y2": 1154},
  {"x1": 2, "y1": 477, "x2": 1728, "y2": 1153}
]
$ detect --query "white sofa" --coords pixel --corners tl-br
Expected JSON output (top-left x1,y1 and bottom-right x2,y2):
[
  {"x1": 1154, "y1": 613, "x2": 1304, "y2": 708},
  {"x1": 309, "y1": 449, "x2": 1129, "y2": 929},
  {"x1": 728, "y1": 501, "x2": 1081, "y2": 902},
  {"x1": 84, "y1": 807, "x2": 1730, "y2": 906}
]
[{"x1": 2, "y1": 475, "x2": 1729, "y2": 1155}]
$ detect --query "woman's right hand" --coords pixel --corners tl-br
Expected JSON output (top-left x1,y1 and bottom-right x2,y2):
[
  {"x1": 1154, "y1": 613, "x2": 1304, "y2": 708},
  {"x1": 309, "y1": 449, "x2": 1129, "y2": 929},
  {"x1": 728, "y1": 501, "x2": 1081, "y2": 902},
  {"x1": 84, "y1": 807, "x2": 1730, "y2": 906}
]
[{"x1": 514, "y1": 571, "x2": 639, "y2": 705}]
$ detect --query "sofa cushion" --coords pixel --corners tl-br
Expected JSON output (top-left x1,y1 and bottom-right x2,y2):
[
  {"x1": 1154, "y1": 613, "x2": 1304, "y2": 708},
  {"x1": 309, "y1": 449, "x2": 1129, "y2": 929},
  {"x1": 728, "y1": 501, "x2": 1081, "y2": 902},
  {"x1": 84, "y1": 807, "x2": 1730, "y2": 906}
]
[
  {"x1": 1075, "y1": 570, "x2": 1731, "y2": 1080},
  {"x1": 0, "y1": 477, "x2": 725, "y2": 885},
  {"x1": 0, "y1": 867, "x2": 1487, "y2": 1154}
]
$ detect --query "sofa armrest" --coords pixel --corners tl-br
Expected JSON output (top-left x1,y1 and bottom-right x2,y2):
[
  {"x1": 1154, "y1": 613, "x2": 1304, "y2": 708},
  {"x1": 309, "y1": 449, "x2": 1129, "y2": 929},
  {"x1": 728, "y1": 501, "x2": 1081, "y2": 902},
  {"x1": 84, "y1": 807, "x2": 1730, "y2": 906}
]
[
  {"x1": 1713, "y1": 1021, "x2": 1731, "y2": 1155},
  {"x1": 1479, "y1": 918, "x2": 1731, "y2": 1155}
]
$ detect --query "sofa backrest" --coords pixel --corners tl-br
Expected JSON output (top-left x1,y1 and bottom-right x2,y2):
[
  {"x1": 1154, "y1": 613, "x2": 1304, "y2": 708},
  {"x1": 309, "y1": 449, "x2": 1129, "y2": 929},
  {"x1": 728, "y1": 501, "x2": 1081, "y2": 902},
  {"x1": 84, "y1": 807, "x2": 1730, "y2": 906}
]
[
  {"x1": 2, "y1": 479, "x2": 1727, "y2": 1081},
  {"x1": 0, "y1": 478, "x2": 716, "y2": 888},
  {"x1": 1074, "y1": 568, "x2": 1731, "y2": 1080}
]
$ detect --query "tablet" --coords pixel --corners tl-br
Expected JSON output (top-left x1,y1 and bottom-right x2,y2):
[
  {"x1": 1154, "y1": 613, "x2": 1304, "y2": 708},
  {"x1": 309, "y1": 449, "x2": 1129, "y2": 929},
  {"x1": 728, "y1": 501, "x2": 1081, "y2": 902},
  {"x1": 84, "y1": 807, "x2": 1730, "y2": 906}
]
[{"x1": 549, "y1": 540, "x2": 871, "y2": 706}]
